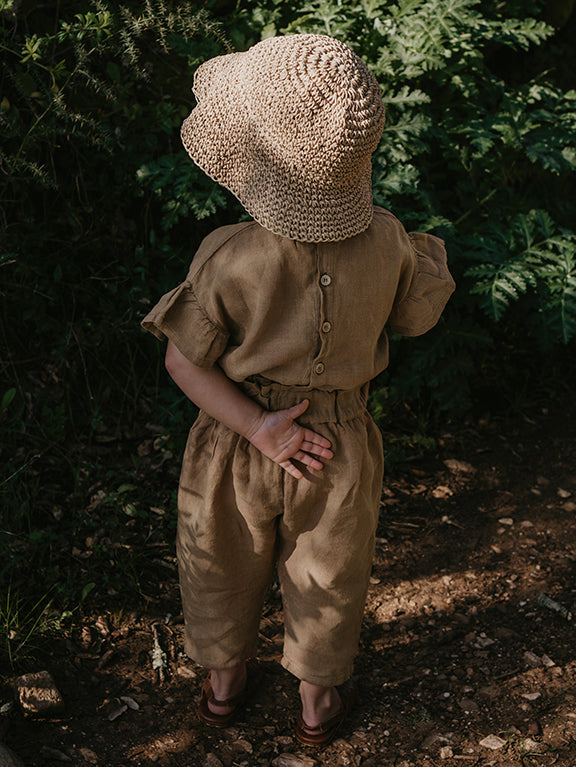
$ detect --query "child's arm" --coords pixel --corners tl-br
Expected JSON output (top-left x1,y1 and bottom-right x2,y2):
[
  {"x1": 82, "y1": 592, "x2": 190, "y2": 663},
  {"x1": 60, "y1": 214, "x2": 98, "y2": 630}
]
[{"x1": 165, "y1": 341, "x2": 333, "y2": 480}]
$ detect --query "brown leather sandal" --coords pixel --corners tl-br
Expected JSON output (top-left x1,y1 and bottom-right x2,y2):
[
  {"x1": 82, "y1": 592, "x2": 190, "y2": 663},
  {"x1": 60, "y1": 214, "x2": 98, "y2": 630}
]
[
  {"x1": 295, "y1": 679, "x2": 356, "y2": 747},
  {"x1": 197, "y1": 659, "x2": 263, "y2": 728}
]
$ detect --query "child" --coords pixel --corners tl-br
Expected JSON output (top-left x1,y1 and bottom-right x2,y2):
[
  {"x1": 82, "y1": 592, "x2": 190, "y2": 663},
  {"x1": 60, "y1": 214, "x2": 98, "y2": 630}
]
[{"x1": 142, "y1": 33, "x2": 455, "y2": 746}]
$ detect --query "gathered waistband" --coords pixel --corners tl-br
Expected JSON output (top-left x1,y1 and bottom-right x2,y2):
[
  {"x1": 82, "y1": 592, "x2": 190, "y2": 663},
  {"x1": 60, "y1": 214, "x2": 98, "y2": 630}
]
[{"x1": 240, "y1": 377, "x2": 368, "y2": 424}]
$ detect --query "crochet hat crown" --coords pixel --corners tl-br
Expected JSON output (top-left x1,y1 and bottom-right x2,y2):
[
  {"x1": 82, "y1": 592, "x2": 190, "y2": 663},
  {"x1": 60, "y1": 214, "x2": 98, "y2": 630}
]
[{"x1": 181, "y1": 34, "x2": 385, "y2": 242}]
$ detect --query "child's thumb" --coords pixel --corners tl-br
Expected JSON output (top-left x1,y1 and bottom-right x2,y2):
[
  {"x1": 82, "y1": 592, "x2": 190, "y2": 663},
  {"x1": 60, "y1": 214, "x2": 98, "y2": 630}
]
[{"x1": 287, "y1": 399, "x2": 309, "y2": 419}]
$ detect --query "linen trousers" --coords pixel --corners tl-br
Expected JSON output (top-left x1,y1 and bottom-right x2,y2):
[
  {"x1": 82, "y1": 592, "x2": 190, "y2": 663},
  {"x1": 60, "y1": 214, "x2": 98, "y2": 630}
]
[{"x1": 176, "y1": 379, "x2": 384, "y2": 686}]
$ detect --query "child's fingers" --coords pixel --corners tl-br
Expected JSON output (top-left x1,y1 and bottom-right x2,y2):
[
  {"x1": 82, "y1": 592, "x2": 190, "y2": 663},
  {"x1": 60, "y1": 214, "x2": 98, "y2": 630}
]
[
  {"x1": 292, "y1": 450, "x2": 326, "y2": 471},
  {"x1": 302, "y1": 426, "x2": 331, "y2": 446},
  {"x1": 279, "y1": 459, "x2": 304, "y2": 480},
  {"x1": 300, "y1": 440, "x2": 333, "y2": 459}
]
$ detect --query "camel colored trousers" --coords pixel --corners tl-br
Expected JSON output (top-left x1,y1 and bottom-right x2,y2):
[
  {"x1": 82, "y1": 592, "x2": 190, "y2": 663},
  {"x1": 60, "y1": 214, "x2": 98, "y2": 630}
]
[{"x1": 176, "y1": 379, "x2": 384, "y2": 686}]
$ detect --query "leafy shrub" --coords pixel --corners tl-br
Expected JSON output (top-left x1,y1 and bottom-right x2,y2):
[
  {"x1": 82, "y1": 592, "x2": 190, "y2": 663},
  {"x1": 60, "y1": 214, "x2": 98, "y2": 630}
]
[
  {"x1": 2, "y1": 0, "x2": 576, "y2": 615},
  {"x1": 0, "y1": 1, "x2": 575, "y2": 475}
]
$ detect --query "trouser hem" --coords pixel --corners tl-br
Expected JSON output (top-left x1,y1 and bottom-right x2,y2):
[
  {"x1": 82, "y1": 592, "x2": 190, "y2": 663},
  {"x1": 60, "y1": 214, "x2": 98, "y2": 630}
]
[
  {"x1": 183, "y1": 637, "x2": 255, "y2": 670},
  {"x1": 281, "y1": 655, "x2": 353, "y2": 687}
]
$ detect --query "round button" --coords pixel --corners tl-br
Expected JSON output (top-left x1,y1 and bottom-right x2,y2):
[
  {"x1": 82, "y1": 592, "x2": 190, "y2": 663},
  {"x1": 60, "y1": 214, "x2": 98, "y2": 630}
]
[
  {"x1": 320, "y1": 274, "x2": 332, "y2": 287},
  {"x1": 314, "y1": 362, "x2": 325, "y2": 375},
  {"x1": 322, "y1": 321, "x2": 332, "y2": 333}
]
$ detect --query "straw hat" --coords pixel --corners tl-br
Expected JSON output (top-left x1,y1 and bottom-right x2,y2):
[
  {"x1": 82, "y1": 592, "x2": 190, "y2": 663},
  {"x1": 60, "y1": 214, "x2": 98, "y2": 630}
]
[{"x1": 181, "y1": 34, "x2": 385, "y2": 242}]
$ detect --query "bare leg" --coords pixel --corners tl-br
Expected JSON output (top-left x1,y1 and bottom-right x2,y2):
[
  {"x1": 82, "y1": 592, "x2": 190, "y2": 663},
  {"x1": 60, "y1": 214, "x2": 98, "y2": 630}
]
[
  {"x1": 299, "y1": 680, "x2": 342, "y2": 727},
  {"x1": 208, "y1": 662, "x2": 247, "y2": 715}
]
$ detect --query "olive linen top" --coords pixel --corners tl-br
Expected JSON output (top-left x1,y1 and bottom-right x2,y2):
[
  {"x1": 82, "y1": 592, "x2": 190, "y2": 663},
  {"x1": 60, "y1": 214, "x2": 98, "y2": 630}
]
[{"x1": 142, "y1": 206, "x2": 455, "y2": 391}]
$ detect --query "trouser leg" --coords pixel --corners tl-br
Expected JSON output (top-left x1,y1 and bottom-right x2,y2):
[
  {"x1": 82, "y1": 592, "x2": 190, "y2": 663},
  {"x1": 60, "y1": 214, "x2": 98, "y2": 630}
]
[
  {"x1": 279, "y1": 414, "x2": 383, "y2": 686},
  {"x1": 177, "y1": 414, "x2": 281, "y2": 668}
]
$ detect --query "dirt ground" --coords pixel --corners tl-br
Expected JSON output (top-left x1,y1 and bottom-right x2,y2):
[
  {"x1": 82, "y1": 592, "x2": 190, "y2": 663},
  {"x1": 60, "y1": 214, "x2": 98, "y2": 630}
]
[{"x1": 2, "y1": 399, "x2": 576, "y2": 767}]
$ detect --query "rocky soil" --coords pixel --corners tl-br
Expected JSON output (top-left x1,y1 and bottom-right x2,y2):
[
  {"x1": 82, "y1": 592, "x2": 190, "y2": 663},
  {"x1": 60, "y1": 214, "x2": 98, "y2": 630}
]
[{"x1": 2, "y1": 402, "x2": 576, "y2": 766}]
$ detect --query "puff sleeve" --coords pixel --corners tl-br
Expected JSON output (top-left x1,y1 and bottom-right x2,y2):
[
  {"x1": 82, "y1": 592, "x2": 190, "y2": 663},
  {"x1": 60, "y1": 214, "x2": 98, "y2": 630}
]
[
  {"x1": 141, "y1": 279, "x2": 229, "y2": 368},
  {"x1": 387, "y1": 232, "x2": 455, "y2": 337}
]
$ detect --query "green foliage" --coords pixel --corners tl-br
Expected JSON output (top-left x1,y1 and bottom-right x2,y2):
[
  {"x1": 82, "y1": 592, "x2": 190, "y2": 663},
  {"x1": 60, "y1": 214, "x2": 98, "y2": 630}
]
[
  {"x1": 466, "y1": 210, "x2": 576, "y2": 343},
  {"x1": 2, "y1": 0, "x2": 576, "y2": 613},
  {"x1": 232, "y1": 0, "x2": 576, "y2": 409}
]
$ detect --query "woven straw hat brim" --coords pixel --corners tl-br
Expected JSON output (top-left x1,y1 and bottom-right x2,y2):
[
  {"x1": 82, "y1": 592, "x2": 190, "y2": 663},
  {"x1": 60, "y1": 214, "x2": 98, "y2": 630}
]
[{"x1": 181, "y1": 35, "x2": 385, "y2": 242}]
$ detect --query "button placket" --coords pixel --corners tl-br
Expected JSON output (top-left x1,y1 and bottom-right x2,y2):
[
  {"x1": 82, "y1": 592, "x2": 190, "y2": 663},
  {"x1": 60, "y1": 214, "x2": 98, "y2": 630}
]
[{"x1": 313, "y1": 250, "x2": 334, "y2": 379}]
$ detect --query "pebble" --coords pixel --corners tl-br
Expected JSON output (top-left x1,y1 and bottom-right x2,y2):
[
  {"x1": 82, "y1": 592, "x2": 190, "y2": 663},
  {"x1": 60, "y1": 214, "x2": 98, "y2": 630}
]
[
  {"x1": 459, "y1": 697, "x2": 480, "y2": 713},
  {"x1": 439, "y1": 746, "x2": 453, "y2": 759},
  {"x1": 15, "y1": 670, "x2": 65, "y2": 717},
  {"x1": 203, "y1": 755, "x2": 224, "y2": 767},
  {"x1": 119, "y1": 695, "x2": 140, "y2": 710},
  {"x1": 272, "y1": 755, "x2": 316, "y2": 767},
  {"x1": 233, "y1": 739, "x2": 253, "y2": 754},
  {"x1": 176, "y1": 666, "x2": 197, "y2": 679},
  {"x1": 523, "y1": 651, "x2": 543, "y2": 668},
  {"x1": 499, "y1": 517, "x2": 514, "y2": 525},
  {"x1": 522, "y1": 692, "x2": 541, "y2": 701},
  {"x1": 78, "y1": 748, "x2": 98, "y2": 764},
  {"x1": 522, "y1": 738, "x2": 542, "y2": 753},
  {"x1": 443, "y1": 459, "x2": 476, "y2": 474},
  {"x1": 479, "y1": 734, "x2": 507, "y2": 749},
  {"x1": 105, "y1": 701, "x2": 128, "y2": 721}
]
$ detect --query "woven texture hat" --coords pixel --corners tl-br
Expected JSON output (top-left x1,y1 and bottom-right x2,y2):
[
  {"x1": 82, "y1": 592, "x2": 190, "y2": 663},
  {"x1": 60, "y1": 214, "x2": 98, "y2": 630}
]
[{"x1": 181, "y1": 34, "x2": 385, "y2": 242}]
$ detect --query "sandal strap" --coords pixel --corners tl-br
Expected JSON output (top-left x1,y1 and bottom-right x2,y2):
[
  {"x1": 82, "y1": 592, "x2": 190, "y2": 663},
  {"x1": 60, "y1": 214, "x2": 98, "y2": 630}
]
[{"x1": 203, "y1": 674, "x2": 247, "y2": 709}]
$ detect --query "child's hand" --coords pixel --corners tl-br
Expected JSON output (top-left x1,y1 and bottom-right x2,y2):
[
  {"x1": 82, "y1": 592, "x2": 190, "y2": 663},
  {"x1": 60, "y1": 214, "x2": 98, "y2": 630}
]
[{"x1": 246, "y1": 399, "x2": 333, "y2": 479}]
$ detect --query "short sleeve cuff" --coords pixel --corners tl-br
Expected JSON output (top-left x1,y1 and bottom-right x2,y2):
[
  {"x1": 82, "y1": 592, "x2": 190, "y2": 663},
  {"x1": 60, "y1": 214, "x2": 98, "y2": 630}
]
[
  {"x1": 141, "y1": 281, "x2": 228, "y2": 367},
  {"x1": 388, "y1": 232, "x2": 455, "y2": 337}
]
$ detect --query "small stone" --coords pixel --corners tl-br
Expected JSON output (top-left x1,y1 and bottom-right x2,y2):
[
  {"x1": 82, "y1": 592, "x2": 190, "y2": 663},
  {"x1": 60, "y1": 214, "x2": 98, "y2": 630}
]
[
  {"x1": 498, "y1": 517, "x2": 514, "y2": 526},
  {"x1": 479, "y1": 734, "x2": 507, "y2": 750},
  {"x1": 523, "y1": 651, "x2": 543, "y2": 668},
  {"x1": 433, "y1": 485, "x2": 453, "y2": 499},
  {"x1": 78, "y1": 748, "x2": 98, "y2": 764},
  {"x1": 119, "y1": 696, "x2": 140, "y2": 710},
  {"x1": 203, "y1": 755, "x2": 224, "y2": 767},
  {"x1": 176, "y1": 666, "x2": 197, "y2": 679},
  {"x1": 272, "y1": 755, "x2": 316, "y2": 767},
  {"x1": 233, "y1": 739, "x2": 253, "y2": 754},
  {"x1": 474, "y1": 635, "x2": 495, "y2": 649},
  {"x1": 439, "y1": 746, "x2": 453, "y2": 759},
  {"x1": 563, "y1": 501, "x2": 576, "y2": 512},
  {"x1": 522, "y1": 692, "x2": 541, "y2": 701},
  {"x1": 459, "y1": 697, "x2": 480, "y2": 713},
  {"x1": 541, "y1": 654, "x2": 555, "y2": 667},
  {"x1": 443, "y1": 459, "x2": 476, "y2": 473},
  {"x1": 522, "y1": 738, "x2": 542, "y2": 753},
  {"x1": 557, "y1": 488, "x2": 572, "y2": 498},
  {"x1": 274, "y1": 736, "x2": 294, "y2": 748},
  {"x1": 105, "y1": 701, "x2": 128, "y2": 721},
  {"x1": 520, "y1": 520, "x2": 534, "y2": 528},
  {"x1": 421, "y1": 732, "x2": 440, "y2": 749},
  {"x1": 15, "y1": 671, "x2": 65, "y2": 717}
]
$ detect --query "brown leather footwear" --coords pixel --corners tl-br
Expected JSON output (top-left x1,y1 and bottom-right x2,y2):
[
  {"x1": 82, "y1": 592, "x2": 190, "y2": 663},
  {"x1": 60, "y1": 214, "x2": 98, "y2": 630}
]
[
  {"x1": 295, "y1": 679, "x2": 355, "y2": 747},
  {"x1": 197, "y1": 659, "x2": 263, "y2": 728}
]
